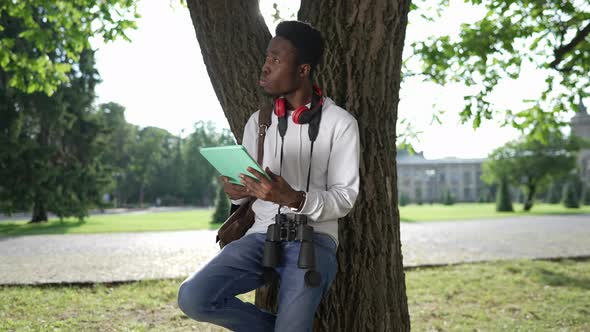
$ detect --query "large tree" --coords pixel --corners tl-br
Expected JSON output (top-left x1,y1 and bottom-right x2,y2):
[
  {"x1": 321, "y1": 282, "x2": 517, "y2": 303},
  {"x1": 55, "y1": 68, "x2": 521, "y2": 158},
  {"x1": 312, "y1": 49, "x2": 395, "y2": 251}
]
[
  {"x1": 0, "y1": 46, "x2": 110, "y2": 222},
  {"x1": 412, "y1": 0, "x2": 590, "y2": 139},
  {"x1": 182, "y1": 122, "x2": 220, "y2": 206},
  {"x1": 0, "y1": 0, "x2": 138, "y2": 95},
  {"x1": 186, "y1": 1, "x2": 411, "y2": 331},
  {"x1": 1, "y1": 1, "x2": 138, "y2": 222},
  {"x1": 482, "y1": 134, "x2": 580, "y2": 211},
  {"x1": 96, "y1": 102, "x2": 137, "y2": 207}
]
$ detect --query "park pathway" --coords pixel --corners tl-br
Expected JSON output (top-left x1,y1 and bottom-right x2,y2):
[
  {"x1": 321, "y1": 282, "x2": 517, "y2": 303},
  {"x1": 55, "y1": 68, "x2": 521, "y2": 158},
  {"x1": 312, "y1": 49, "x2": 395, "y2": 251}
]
[{"x1": 0, "y1": 215, "x2": 589, "y2": 284}]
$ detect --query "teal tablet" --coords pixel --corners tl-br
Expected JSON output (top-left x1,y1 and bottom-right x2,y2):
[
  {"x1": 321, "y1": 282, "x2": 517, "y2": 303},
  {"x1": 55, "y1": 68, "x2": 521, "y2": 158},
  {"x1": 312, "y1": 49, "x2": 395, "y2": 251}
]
[{"x1": 200, "y1": 145, "x2": 270, "y2": 185}]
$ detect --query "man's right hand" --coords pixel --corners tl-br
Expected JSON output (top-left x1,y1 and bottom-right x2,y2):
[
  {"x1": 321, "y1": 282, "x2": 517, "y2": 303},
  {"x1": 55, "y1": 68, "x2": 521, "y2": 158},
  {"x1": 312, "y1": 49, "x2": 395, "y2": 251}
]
[{"x1": 220, "y1": 176, "x2": 251, "y2": 200}]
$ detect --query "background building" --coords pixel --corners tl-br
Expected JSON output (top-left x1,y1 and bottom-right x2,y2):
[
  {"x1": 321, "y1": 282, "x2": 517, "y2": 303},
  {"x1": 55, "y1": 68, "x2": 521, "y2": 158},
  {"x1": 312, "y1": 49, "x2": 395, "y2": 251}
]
[
  {"x1": 396, "y1": 151, "x2": 488, "y2": 203},
  {"x1": 571, "y1": 100, "x2": 590, "y2": 184}
]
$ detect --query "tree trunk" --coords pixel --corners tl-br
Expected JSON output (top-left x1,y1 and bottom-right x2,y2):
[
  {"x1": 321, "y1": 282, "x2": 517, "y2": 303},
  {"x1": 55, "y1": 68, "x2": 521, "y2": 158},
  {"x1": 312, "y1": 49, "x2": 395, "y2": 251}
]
[
  {"x1": 187, "y1": 1, "x2": 411, "y2": 330},
  {"x1": 30, "y1": 195, "x2": 48, "y2": 223},
  {"x1": 186, "y1": 0, "x2": 272, "y2": 142},
  {"x1": 30, "y1": 108, "x2": 50, "y2": 224},
  {"x1": 299, "y1": 1, "x2": 411, "y2": 330},
  {"x1": 139, "y1": 183, "x2": 144, "y2": 208},
  {"x1": 524, "y1": 183, "x2": 536, "y2": 211}
]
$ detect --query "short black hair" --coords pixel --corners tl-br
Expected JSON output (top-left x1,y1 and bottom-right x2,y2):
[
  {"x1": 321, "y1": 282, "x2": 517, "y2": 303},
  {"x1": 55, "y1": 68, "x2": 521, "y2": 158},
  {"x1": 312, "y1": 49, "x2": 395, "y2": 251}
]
[{"x1": 275, "y1": 21, "x2": 324, "y2": 76}]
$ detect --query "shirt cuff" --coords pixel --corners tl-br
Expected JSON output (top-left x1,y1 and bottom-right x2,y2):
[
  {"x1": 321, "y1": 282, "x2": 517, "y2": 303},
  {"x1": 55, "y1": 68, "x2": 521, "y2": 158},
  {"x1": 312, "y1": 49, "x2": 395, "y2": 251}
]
[
  {"x1": 231, "y1": 197, "x2": 249, "y2": 206},
  {"x1": 291, "y1": 191, "x2": 312, "y2": 215}
]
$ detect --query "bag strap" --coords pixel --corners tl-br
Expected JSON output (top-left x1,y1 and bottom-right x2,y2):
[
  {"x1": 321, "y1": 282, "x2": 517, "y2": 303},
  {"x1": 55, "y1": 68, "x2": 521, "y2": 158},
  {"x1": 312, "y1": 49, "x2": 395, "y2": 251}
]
[
  {"x1": 216, "y1": 104, "x2": 273, "y2": 245},
  {"x1": 244, "y1": 103, "x2": 272, "y2": 208},
  {"x1": 257, "y1": 103, "x2": 272, "y2": 164}
]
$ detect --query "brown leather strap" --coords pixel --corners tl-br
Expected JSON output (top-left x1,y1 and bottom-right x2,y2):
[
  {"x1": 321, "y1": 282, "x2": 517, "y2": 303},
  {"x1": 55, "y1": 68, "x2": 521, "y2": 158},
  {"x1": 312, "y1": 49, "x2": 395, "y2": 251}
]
[
  {"x1": 257, "y1": 103, "x2": 272, "y2": 165},
  {"x1": 216, "y1": 104, "x2": 273, "y2": 247}
]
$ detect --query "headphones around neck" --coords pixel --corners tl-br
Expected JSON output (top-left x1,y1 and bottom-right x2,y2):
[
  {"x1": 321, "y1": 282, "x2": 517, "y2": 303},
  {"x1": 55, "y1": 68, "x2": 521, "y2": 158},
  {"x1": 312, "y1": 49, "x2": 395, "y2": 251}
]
[
  {"x1": 274, "y1": 84, "x2": 324, "y2": 142},
  {"x1": 273, "y1": 85, "x2": 324, "y2": 193},
  {"x1": 273, "y1": 85, "x2": 323, "y2": 125}
]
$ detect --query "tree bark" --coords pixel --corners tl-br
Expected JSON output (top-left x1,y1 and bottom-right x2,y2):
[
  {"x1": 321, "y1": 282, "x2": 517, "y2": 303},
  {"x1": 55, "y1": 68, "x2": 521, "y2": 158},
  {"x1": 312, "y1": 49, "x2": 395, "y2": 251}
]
[
  {"x1": 524, "y1": 183, "x2": 536, "y2": 211},
  {"x1": 30, "y1": 194, "x2": 48, "y2": 223},
  {"x1": 139, "y1": 183, "x2": 144, "y2": 208},
  {"x1": 298, "y1": 1, "x2": 411, "y2": 330},
  {"x1": 30, "y1": 109, "x2": 50, "y2": 224},
  {"x1": 187, "y1": 0, "x2": 411, "y2": 330},
  {"x1": 186, "y1": 0, "x2": 272, "y2": 142}
]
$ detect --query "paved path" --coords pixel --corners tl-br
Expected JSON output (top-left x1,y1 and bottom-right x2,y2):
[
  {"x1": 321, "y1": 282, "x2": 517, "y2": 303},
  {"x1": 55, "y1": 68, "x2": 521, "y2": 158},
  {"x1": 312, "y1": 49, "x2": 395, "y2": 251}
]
[{"x1": 0, "y1": 215, "x2": 589, "y2": 285}]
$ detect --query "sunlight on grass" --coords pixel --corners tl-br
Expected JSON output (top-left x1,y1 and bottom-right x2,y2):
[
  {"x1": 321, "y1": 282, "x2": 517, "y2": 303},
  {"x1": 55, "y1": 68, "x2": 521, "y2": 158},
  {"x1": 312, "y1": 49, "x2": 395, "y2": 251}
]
[
  {"x1": 399, "y1": 203, "x2": 590, "y2": 222},
  {"x1": 0, "y1": 209, "x2": 217, "y2": 237},
  {"x1": 407, "y1": 259, "x2": 590, "y2": 331},
  {"x1": 1, "y1": 260, "x2": 588, "y2": 331},
  {"x1": 1, "y1": 203, "x2": 588, "y2": 237}
]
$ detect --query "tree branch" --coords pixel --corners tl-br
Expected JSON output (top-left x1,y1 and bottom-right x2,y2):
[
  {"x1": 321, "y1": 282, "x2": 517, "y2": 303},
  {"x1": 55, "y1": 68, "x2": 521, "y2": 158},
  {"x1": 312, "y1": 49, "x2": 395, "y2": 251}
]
[{"x1": 550, "y1": 21, "x2": 590, "y2": 69}]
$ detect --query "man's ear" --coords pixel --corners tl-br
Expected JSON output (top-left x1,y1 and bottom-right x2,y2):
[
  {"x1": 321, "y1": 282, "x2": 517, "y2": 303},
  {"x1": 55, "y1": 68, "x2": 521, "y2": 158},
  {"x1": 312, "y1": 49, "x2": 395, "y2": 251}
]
[{"x1": 299, "y1": 64, "x2": 311, "y2": 78}]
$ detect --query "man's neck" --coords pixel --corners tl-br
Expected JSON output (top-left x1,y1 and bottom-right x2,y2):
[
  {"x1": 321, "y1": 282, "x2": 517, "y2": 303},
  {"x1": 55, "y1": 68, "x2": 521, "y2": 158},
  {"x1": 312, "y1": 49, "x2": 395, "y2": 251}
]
[{"x1": 284, "y1": 81, "x2": 313, "y2": 110}]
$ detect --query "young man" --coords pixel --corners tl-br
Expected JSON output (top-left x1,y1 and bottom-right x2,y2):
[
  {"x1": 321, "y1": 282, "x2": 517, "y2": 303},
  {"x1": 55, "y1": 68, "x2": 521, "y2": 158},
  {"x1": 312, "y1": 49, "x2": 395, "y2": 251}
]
[{"x1": 178, "y1": 21, "x2": 360, "y2": 332}]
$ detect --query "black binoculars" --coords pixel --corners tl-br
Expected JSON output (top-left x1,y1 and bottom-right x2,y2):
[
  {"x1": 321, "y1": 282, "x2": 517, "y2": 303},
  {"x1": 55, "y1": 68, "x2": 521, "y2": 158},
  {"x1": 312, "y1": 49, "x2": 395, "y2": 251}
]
[{"x1": 262, "y1": 213, "x2": 321, "y2": 287}]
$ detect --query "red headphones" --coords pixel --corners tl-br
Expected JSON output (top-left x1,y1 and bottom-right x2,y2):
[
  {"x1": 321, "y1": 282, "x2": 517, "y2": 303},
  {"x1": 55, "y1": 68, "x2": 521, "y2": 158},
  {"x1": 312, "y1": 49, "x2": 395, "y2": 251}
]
[{"x1": 274, "y1": 85, "x2": 323, "y2": 124}]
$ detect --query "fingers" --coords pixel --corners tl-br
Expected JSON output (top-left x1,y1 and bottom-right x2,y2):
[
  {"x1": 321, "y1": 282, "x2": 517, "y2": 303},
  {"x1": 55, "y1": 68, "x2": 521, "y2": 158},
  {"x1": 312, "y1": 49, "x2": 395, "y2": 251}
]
[
  {"x1": 225, "y1": 182, "x2": 246, "y2": 193},
  {"x1": 240, "y1": 168, "x2": 290, "y2": 203},
  {"x1": 222, "y1": 179, "x2": 250, "y2": 200},
  {"x1": 246, "y1": 167, "x2": 270, "y2": 184},
  {"x1": 239, "y1": 173, "x2": 259, "y2": 190},
  {"x1": 240, "y1": 173, "x2": 268, "y2": 199}
]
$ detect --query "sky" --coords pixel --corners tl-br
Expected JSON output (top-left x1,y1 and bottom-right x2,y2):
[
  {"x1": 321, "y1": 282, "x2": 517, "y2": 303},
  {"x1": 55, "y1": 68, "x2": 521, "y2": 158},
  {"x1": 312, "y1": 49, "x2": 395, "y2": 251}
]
[{"x1": 91, "y1": 0, "x2": 568, "y2": 160}]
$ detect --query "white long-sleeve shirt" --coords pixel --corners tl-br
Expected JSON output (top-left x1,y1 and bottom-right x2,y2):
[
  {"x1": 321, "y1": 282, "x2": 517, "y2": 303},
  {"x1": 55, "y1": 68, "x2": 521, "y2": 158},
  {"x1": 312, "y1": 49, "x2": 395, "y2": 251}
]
[{"x1": 233, "y1": 97, "x2": 360, "y2": 245}]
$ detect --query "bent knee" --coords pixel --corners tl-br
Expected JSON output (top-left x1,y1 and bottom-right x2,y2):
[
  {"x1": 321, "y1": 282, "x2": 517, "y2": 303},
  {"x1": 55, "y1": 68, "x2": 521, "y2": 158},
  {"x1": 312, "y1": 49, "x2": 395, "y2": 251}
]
[{"x1": 177, "y1": 282, "x2": 212, "y2": 321}]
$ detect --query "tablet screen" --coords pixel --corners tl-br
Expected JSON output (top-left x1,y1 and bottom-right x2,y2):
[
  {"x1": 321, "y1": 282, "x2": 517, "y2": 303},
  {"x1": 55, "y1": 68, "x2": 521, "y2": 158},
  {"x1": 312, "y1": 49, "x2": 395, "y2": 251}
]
[{"x1": 200, "y1": 145, "x2": 270, "y2": 185}]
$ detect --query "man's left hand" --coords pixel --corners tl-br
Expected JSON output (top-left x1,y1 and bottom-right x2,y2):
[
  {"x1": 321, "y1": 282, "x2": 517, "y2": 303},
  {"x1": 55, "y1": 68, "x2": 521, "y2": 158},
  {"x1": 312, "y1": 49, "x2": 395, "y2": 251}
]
[{"x1": 240, "y1": 167, "x2": 305, "y2": 209}]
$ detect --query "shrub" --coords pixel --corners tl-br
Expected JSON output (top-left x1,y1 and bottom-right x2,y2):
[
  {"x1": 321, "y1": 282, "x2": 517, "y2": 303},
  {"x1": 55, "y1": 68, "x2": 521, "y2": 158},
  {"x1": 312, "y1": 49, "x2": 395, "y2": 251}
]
[
  {"x1": 399, "y1": 192, "x2": 410, "y2": 206},
  {"x1": 212, "y1": 186, "x2": 230, "y2": 223},
  {"x1": 581, "y1": 183, "x2": 590, "y2": 206},
  {"x1": 562, "y1": 182, "x2": 580, "y2": 209},
  {"x1": 442, "y1": 189, "x2": 455, "y2": 206}
]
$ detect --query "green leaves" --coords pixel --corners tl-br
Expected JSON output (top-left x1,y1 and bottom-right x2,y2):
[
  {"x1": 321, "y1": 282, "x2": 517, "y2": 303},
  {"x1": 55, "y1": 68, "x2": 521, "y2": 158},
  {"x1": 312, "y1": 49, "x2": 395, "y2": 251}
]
[
  {"x1": 0, "y1": 46, "x2": 109, "y2": 220},
  {"x1": 482, "y1": 133, "x2": 581, "y2": 209},
  {"x1": 411, "y1": 0, "x2": 590, "y2": 137},
  {"x1": 0, "y1": 0, "x2": 139, "y2": 95}
]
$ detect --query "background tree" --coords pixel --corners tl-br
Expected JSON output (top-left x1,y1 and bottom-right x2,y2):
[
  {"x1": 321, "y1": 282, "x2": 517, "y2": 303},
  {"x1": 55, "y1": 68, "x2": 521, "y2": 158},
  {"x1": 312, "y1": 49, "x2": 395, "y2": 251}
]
[
  {"x1": 412, "y1": 0, "x2": 590, "y2": 139},
  {"x1": 130, "y1": 126, "x2": 173, "y2": 207},
  {"x1": 0, "y1": 20, "x2": 110, "y2": 222},
  {"x1": 0, "y1": 0, "x2": 138, "y2": 95},
  {"x1": 147, "y1": 133, "x2": 186, "y2": 206},
  {"x1": 562, "y1": 181, "x2": 580, "y2": 209},
  {"x1": 183, "y1": 122, "x2": 232, "y2": 206},
  {"x1": 482, "y1": 134, "x2": 580, "y2": 211},
  {"x1": 1, "y1": 1, "x2": 139, "y2": 221},
  {"x1": 96, "y1": 102, "x2": 137, "y2": 207},
  {"x1": 495, "y1": 177, "x2": 514, "y2": 212},
  {"x1": 544, "y1": 181, "x2": 564, "y2": 204},
  {"x1": 186, "y1": 0, "x2": 411, "y2": 330},
  {"x1": 581, "y1": 182, "x2": 590, "y2": 206},
  {"x1": 2, "y1": 2, "x2": 243, "y2": 217}
]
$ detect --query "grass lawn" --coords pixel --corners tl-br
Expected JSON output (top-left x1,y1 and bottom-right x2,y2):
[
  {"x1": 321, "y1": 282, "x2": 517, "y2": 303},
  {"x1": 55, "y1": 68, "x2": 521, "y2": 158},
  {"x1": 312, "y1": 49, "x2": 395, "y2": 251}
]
[
  {"x1": 1, "y1": 259, "x2": 588, "y2": 331},
  {"x1": 399, "y1": 202, "x2": 590, "y2": 222},
  {"x1": 1, "y1": 203, "x2": 589, "y2": 237},
  {"x1": 0, "y1": 209, "x2": 217, "y2": 237}
]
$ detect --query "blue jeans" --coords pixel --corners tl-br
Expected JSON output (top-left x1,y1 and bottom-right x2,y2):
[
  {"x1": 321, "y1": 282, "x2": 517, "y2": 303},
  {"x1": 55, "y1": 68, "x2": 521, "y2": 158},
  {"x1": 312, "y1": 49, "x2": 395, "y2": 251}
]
[{"x1": 177, "y1": 232, "x2": 338, "y2": 332}]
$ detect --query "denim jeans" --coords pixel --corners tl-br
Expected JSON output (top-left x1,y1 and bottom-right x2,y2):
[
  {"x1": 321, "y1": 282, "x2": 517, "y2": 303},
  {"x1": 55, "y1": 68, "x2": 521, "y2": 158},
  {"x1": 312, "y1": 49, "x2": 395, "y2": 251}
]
[{"x1": 177, "y1": 232, "x2": 338, "y2": 332}]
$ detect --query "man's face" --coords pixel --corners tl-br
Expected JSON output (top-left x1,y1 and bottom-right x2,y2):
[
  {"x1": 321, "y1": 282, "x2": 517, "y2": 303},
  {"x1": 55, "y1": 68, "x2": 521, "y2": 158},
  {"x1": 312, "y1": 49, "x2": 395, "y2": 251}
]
[{"x1": 259, "y1": 36, "x2": 302, "y2": 97}]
